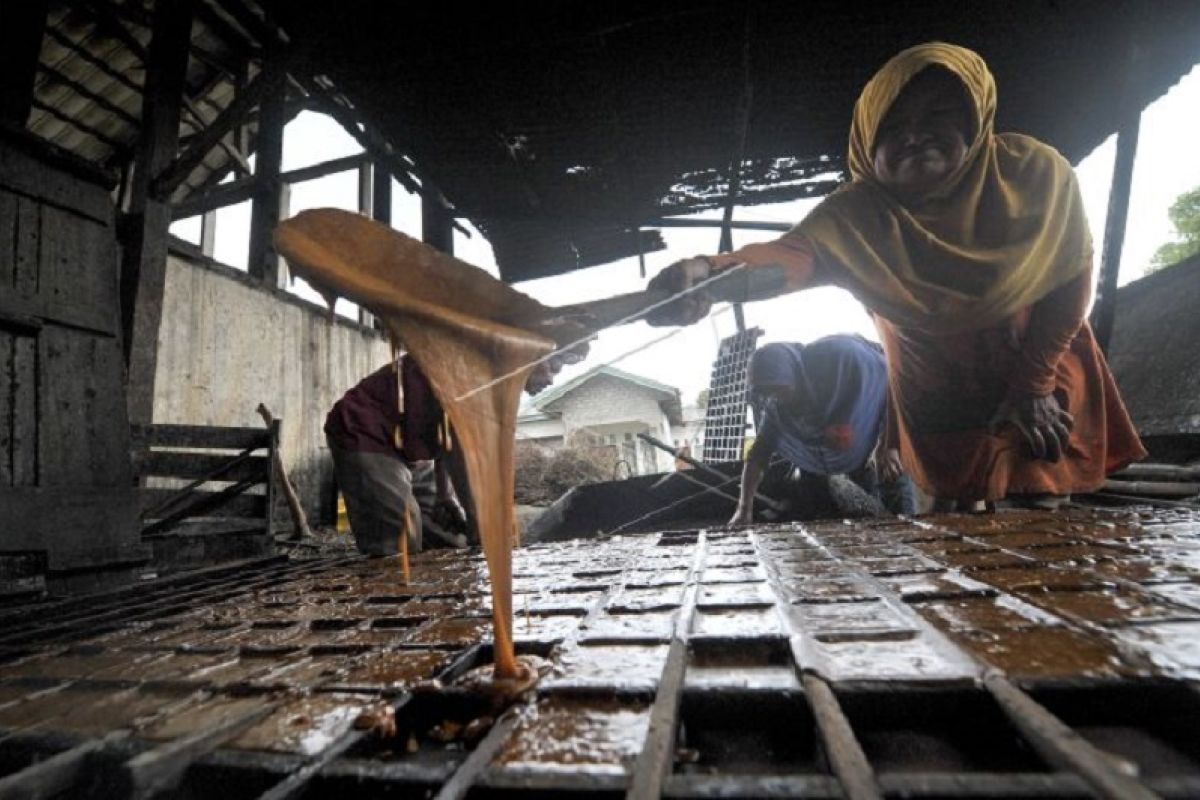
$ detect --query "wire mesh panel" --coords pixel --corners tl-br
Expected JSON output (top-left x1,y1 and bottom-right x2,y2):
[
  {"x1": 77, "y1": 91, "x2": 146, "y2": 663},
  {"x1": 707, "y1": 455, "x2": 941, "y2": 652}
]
[
  {"x1": 0, "y1": 506, "x2": 1199, "y2": 798},
  {"x1": 700, "y1": 327, "x2": 762, "y2": 463}
]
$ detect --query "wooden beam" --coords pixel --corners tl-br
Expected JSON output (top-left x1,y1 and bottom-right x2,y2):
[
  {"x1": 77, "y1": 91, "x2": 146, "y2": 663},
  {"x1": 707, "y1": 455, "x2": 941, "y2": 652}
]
[
  {"x1": 283, "y1": 152, "x2": 367, "y2": 185},
  {"x1": 423, "y1": 192, "x2": 455, "y2": 255},
  {"x1": 372, "y1": 159, "x2": 392, "y2": 224},
  {"x1": 154, "y1": 70, "x2": 269, "y2": 197},
  {"x1": 79, "y1": 0, "x2": 148, "y2": 61},
  {"x1": 200, "y1": 209, "x2": 217, "y2": 256},
  {"x1": 194, "y1": 1, "x2": 260, "y2": 57},
  {"x1": 246, "y1": 49, "x2": 288, "y2": 285},
  {"x1": 1090, "y1": 108, "x2": 1141, "y2": 354},
  {"x1": 121, "y1": 0, "x2": 195, "y2": 425},
  {"x1": 212, "y1": 0, "x2": 282, "y2": 47},
  {"x1": 170, "y1": 153, "x2": 366, "y2": 220},
  {"x1": 357, "y1": 160, "x2": 373, "y2": 216},
  {"x1": 171, "y1": 174, "x2": 254, "y2": 219},
  {"x1": 0, "y1": 0, "x2": 49, "y2": 126}
]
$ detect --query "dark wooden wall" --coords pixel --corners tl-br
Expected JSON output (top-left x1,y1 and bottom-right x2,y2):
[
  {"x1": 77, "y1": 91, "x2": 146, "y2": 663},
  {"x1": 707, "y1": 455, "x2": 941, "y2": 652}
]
[{"x1": 1, "y1": 135, "x2": 146, "y2": 593}]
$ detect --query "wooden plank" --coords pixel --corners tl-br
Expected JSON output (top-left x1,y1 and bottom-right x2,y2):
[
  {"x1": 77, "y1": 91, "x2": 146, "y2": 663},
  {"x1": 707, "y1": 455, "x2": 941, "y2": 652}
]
[
  {"x1": 11, "y1": 334, "x2": 37, "y2": 487},
  {"x1": 37, "y1": 206, "x2": 119, "y2": 335},
  {"x1": 139, "y1": 488, "x2": 266, "y2": 518},
  {"x1": 135, "y1": 451, "x2": 270, "y2": 483},
  {"x1": 246, "y1": 49, "x2": 288, "y2": 285},
  {"x1": 130, "y1": 423, "x2": 269, "y2": 450},
  {"x1": 14, "y1": 196, "x2": 40, "y2": 296},
  {"x1": 0, "y1": 192, "x2": 15, "y2": 290},
  {"x1": 0, "y1": 332, "x2": 12, "y2": 486},
  {"x1": 39, "y1": 327, "x2": 131, "y2": 488},
  {"x1": 0, "y1": 133, "x2": 116, "y2": 221}
]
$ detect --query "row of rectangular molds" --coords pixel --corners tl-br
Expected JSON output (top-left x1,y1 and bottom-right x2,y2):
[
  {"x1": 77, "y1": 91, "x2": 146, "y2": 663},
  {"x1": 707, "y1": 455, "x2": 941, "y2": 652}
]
[{"x1": 0, "y1": 507, "x2": 1198, "y2": 797}]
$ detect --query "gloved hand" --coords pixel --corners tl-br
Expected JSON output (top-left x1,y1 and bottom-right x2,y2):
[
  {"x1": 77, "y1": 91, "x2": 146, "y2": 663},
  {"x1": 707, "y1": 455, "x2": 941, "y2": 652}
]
[{"x1": 645, "y1": 257, "x2": 715, "y2": 327}]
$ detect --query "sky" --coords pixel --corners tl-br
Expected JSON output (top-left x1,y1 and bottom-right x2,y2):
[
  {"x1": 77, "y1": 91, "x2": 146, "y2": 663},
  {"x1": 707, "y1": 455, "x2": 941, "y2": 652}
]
[{"x1": 171, "y1": 60, "x2": 1200, "y2": 407}]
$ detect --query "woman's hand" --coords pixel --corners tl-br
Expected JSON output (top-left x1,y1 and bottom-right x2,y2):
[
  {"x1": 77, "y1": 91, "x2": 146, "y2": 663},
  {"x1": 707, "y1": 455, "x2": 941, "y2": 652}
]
[
  {"x1": 646, "y1": 257, "x2": 714, "y2": 327},
  {"x1": 989, "y1": 392, "x2": 1074, "y2": 461},
  {"x1": 872, "y1": 447, "x2": 903, "y2": 483},
  {"x1": 524, "y1": 319, "x2": 591, "y2": 395}
]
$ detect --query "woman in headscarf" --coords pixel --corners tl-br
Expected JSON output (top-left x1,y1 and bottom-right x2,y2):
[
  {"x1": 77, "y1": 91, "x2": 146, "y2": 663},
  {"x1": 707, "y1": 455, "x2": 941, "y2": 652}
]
[
  {"x1": 730, "y1": 336, "x2": 915, "y2": 525},
  {"x1": 649, "y1": 42, "x2": 1145, "y2": 511}
]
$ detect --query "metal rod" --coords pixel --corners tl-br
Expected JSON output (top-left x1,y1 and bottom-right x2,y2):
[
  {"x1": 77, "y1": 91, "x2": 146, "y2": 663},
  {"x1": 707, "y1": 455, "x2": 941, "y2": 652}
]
[
  {"x1": 0, "y1": 730, "x2": 130, "y2": 800},
  {"x1": 984, "y1": 672, "x2": 1161, "y2": 800},
  {"x1": 626, "y1": 533, "x2": 705, "y2": 799},
  {"x1": 801, "y1": 673, "x2": 884, "y2": 800},
  {"x1": 121, "y1": 704, "x2": 277, "y2": 799},
  {"x1": 637, "y1": 432, "x2": 784, "y2": 512},
  {"x1": 432, "y1": 712, "x2": 522, "y2": 800}
]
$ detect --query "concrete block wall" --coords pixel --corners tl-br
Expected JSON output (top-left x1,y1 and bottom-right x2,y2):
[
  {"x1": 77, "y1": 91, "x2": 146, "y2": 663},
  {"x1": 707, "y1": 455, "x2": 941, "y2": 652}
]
[
  {"x1": 558, "y1": 375, "x2": 669, "y2": 437},
  {"x1": 152, "y1": 244, "x2": 392, "y2": 524}
]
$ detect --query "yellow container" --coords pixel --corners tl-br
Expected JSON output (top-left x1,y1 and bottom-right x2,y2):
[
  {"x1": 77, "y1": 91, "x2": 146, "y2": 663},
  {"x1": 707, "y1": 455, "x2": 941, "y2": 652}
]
[{"x1": 336, "y1": 493, "x2": 350, "y2": 534}]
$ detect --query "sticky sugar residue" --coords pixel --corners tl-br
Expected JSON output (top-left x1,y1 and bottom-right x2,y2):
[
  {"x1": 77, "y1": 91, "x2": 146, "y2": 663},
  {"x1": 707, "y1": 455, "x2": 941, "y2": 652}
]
[{"x1": 275, "y1": 208, "x2": 556, "y2": 679}]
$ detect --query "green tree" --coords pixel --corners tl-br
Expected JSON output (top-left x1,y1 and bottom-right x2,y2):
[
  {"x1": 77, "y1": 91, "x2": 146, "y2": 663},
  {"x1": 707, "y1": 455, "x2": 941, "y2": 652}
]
[
  {"x1": 695, "y1": 388, "x2": 710, "y2": 408},
  {"x1": 1148, "y1": 185, "x2": 1200, "y2": 274}
]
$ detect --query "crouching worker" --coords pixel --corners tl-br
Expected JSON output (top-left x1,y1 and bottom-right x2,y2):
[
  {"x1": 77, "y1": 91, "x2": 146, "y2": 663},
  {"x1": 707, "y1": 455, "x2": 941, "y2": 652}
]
[
  {"x1": 728, "y1": 336, "x2": 915, "y2": 525},
  {"x1": 326, "y1": 356, "x2": 470, "y2": 556}
]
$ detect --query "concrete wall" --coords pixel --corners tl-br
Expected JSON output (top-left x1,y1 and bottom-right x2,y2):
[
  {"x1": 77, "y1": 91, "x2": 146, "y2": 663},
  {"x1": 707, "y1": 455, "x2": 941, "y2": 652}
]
[{"x1": 152, "y1": 244, "x2": 393, "y2": 524}]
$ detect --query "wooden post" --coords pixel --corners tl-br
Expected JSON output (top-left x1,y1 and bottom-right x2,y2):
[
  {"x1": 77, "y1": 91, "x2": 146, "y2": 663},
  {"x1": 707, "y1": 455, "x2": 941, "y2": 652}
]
[
  {"x1": 0, "y1": 0, "x2": 48, "y2": 126},
  {"x1": 1090, "y1": 109, "x2": 1141, "y2": 354},
  {"x1": 357, "y1": 160, "x2": 373, "y2": 216},
  {"x1": 422, "y1": 192, "x2": 454, "y2": 255},
  {"x1": 199, "y1": 210, "x2": 216, "y2": 257},
  {"x1": 247, "y1": 49, "x2": 287, "y2": 286},
  {"x1": 1090, "y1": 32, "x2": 1143, "y2": 355},
  {"x1": 372, "y1": 160, "x2": 392, "y2": 225},
  {"x1": 121, "y1": 0, "x2": 195, "y2": 425}
]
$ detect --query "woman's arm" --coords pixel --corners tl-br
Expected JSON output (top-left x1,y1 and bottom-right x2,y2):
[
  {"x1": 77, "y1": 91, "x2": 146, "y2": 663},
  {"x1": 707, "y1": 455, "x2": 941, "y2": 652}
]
[
  {"x1": 1008, "y1": 271, "x2": 1091, "y2": 396},
  {"x1": 728, "y1": 436, "x2": 772, "y2": 526},
  {"x1": 647, "y1": 231, "x2": 830, "y2": 326},
  {"x1": 989, "y1": 271, "x2": 1090, "y2": 461}
]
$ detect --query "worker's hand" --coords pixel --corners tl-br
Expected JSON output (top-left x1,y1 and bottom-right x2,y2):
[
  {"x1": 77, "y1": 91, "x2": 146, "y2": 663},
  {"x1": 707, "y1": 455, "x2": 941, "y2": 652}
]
[
  {"x1": 872, "y1": 446, "x2": 903, "y2": 483},
  {"x1": 524, "y1": 319, "x2": 591, "y2": 396},
  {"x1": 646, "y1": 257, "x2": 714, "y2": 327},
  {"x1": 727, "y1": 505, "x2": 753, "y2": 527},
  {"x1": 989, "y1": 391, "x2": 1074, "y2": 462}
]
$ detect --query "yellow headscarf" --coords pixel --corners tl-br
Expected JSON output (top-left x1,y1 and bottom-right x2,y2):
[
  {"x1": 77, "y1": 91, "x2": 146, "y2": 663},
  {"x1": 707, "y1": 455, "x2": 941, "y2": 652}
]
[{"x1": 797, "y1": 42, "x2": 1092, "y2": 331}]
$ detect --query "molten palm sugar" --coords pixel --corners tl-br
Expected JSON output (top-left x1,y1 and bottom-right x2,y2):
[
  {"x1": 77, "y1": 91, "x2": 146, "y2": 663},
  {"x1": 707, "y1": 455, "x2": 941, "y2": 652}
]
[{"x1": 275, "y1": 208, "x2": 556, "y2": 679}]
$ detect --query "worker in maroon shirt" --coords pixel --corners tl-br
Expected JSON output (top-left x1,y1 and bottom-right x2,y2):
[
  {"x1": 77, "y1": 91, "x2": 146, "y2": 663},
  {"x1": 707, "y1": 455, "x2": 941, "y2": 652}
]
[{"x1": 325, "y1": 356, "x2": 470, "y2": 556}]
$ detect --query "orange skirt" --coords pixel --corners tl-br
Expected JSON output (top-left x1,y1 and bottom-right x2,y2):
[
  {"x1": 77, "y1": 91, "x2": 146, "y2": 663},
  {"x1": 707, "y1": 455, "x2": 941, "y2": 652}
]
[{"x1": 880, "y1": 320, "x2": 1145, "y2": 502}]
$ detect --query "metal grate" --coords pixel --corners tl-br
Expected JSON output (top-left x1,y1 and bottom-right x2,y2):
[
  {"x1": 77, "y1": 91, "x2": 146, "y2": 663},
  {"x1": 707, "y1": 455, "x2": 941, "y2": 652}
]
[
  {"x1": 700, "y1": 327, "x2": 762, "y2": 463},
  {"x1": 0, "y1": 506, "x2": 1198, "y2": 798}
]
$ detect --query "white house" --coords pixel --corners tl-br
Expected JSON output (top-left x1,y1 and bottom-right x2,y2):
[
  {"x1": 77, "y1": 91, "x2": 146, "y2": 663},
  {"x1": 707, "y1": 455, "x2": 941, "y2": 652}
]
[{"x1": 517, "y1": 366, "x2": 696, "y2": 476}]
